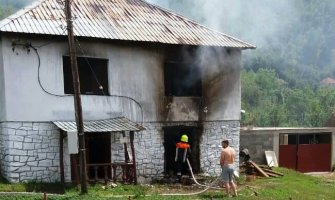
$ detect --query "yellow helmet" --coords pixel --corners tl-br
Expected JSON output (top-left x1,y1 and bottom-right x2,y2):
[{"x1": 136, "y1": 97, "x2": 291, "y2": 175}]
[{"x1": 180, "y1": 134, "x2": 188, "y2": 143}]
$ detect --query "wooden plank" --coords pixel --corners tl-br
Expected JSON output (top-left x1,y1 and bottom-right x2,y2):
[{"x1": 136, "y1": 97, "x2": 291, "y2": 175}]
[
  {"x1": 130, "y1": 131, "x2": 137, "y2": 184},
  {"x1": 249, "y1": 161, "x2": 269, "y2": 177},
  {"x1": 265, "y1": 171, "x2": 280, "y2": 177},
  {"x1": 261, "y1": 168, "x2": 284, "y2": 176}
]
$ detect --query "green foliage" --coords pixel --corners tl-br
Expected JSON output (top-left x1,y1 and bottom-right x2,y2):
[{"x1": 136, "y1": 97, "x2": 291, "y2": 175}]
[
  {"x1": 240, "y1": 0, "x2": 335, "y2": 127},
  {"x1": 0, "y1": 0, "x2": 32, "y2": 9},
  {"x1": 241, "y1": 68, "x2": 335, "y2": 127},
  {"x1": 0, "y1": 5, "x2": 13, "y2": 20},
  {"x1": 0, "y1": 0, "x2": 34, "y2": 19}
]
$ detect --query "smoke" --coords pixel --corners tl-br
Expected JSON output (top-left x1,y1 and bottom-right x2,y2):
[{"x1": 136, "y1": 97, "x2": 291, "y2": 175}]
[
  {"x1": 146, "y1": 0, "x2": 298, "y2": 118},
  {"x1": 0, "y1": 0, "x2": 35, "y2": 8},
  {"x1": 146, "y1": 0, "x2": 296, "y2": 49}
]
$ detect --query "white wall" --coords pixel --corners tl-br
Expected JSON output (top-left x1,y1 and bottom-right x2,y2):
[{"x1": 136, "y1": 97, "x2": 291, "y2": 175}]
[
  {"x1": 1, "y1": 34, "x2": 242, "y2": 123},
  {"x1": 0, "y1": 37, "x2": 6, "y2": 121},
  {"x1": 203, "y1": 49, "x2": 242, "y2": 121},
  {"x1": 1, "y1": 35, "x2": 165, "y2": 122}
]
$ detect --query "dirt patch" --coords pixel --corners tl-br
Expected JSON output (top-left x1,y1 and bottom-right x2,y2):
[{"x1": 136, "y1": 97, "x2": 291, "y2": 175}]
[{"x1": 306, "y1": 172, "x2": 335, "y2": 181}]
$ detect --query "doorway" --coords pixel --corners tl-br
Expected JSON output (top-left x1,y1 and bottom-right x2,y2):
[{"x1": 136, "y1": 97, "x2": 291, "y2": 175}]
[
  {"x1": 163, "y1": 126, "x2": 201, "y2": 176},
  {"x1": 86, "y1": 132, "x2": 111, "y2": 179}
]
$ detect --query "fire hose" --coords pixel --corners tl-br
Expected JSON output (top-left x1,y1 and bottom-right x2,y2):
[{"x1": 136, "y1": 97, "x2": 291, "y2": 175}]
[
  {"x1": 186, "y1": 158, "x2": 223, "y2": 189},
  {"x1": 114, "y1": 159, "x2": 237, "y2": 197},
  {"x1": 153, "y1": 159, "x2": 223, "y2": 196},
  {"x1": 157, "y1": 158, "x2": 226, "y2": 196}
]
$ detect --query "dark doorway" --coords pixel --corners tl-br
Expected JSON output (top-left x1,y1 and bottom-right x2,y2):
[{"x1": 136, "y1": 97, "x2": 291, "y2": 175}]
[
  {"x1": 86, "y1": 132, "x2": 111, "y2": 179},
  {"x1": 163, "y1": 126, "x2": 201, "y2": 176}
]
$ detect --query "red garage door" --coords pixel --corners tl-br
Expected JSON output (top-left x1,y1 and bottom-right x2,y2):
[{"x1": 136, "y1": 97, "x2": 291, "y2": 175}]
[
  {"x1": 279, "y1": 145, "x2": 297, "y2": 170},
  {"x1": 279, "y1": 133, "x2": 331, "y2": 172},
  {"x1": 297, "y1": 144, "x2": 331, "y2": 172}
]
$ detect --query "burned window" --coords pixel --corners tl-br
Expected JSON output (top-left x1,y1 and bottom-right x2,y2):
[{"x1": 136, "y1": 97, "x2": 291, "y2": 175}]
[
  {"x1": 164, "y1": 62, "x2": 202, "y2": 96},
  {"x1": 63, "y1": 56, "x2": 109, "y2": 95}
]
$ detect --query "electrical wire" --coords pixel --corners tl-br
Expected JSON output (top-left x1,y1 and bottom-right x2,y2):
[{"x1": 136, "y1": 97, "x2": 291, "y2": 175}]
[
  {"x1": 13, "y1": 37, "x2": 144, "y2": 123},
  {"x1": 74, "y1": 38, "x2": 144, "y2": 124},
  {"x1": 74, "y1": 39, "x2": 103, "y2": 92},
  {"x1": 31, "y1": 45, "x2": 72, "y2": 97}
]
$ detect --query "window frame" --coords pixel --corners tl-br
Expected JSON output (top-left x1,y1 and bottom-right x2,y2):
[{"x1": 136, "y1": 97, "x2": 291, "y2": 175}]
[{"x1": 63, "y1": 56, "x2": 109, "y2": 96}]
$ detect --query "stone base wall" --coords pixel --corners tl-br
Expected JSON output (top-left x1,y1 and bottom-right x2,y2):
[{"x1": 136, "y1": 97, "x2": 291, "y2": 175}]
[
  {"x1": 111, "y1": 120, "x2": 240, "y2": 183},
  {"x1": 0, "y1": 122, "x2": 61, "y2": 182},
  {"x1": 0, "y1": 120, "x2": 240, "y2": 183},
  {"x1": 201, "y1": 121, "x2": 240, "y2": 176}
]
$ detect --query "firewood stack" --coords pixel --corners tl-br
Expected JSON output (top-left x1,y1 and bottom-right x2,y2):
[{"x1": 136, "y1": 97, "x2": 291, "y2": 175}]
[
  {"x1": 239, "y1": 149, "x2": 284, "y2": 178},
  {"x1": 247, "y1": 161, "x2": 284, "y2": 178}
]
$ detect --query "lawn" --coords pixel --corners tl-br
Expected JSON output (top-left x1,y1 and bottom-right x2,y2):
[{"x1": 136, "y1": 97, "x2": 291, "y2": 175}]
[{"x1": 0, "y1": 168, "x2": 334, "y2": 199}]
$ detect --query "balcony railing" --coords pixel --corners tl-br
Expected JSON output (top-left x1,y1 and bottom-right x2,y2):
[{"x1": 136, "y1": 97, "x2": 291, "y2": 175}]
[{"x1": 76, "y1": 162, "x2": 135, "y2": 184}]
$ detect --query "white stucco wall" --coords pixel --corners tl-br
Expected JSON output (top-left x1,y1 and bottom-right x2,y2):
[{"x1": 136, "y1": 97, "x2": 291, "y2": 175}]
[
  {"x1": 1, "y1": 35, "x2": 164, "y2": 122},
  {"x1": 203, "y1": 49, "x2": 242, "y2": 121},
  {"x1": 0, "y1": 37, "x2": 6, "y2": 121},
  {"x1": 1, "y1": 34, "x2": 242, "y2": 123}
]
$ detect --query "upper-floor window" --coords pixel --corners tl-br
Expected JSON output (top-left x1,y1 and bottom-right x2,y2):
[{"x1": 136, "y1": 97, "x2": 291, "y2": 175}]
[
  {"x1": 164, "y1": 61, "x2": 202, "y2": 97},
  {"x1": 63, "y1": 56, "x2": 109, "y2": 95}
]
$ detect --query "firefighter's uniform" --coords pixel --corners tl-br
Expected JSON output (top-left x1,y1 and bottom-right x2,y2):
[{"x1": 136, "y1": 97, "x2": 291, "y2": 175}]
[{"x1": 175, "y1": 134, "x2": 191, "y2": 182}]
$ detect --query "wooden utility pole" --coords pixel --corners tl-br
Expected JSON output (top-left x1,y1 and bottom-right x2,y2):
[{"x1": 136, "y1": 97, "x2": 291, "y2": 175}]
[{"x1": 64, "y1": 0, "x2": 88, "y2": 193}]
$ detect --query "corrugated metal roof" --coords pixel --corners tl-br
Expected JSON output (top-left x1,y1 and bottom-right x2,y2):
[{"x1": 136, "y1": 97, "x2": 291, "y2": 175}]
[
  {"x1": 0, "y1": 0, "x2": 255, "y2": 49},
  {"x1": 53, "y1": 117, "x2": 145, "y2": 132}
]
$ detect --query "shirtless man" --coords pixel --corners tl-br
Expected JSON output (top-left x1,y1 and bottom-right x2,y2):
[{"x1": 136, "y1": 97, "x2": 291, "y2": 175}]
[{"x1": 220, "y1": 139, "x2": 237, "y2": 197}]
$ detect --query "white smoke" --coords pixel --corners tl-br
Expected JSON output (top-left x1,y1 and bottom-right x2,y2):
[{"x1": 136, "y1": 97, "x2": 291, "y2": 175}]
[{"x1": 146, "y1": 0, "x2": 296, "y2": 48}]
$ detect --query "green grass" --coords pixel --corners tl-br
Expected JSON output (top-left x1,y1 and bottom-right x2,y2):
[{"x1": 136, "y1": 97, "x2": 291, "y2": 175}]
[
  {"x1": 0, "y1": 168, "x2": 334, "y2": 199},
  {"x1": 234, "y1": 168, "x2": 335, "y2": 200}
]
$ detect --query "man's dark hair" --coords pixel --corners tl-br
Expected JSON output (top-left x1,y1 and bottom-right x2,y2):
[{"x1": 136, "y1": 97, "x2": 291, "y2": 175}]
[{"x1": 222, "y1": 140, "x2": 229, "y2": 145}]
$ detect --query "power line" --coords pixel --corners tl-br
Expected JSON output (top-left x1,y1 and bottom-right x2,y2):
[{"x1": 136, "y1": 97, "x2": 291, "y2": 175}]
[{"x1": 74, "y1": 38, "x2": 144, "y2": 124}]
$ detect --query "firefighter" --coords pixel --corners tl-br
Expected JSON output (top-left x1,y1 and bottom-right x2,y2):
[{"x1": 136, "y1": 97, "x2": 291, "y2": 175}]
[{"x1": 175, "y1": 134, "x2": 191, "y2": 183}]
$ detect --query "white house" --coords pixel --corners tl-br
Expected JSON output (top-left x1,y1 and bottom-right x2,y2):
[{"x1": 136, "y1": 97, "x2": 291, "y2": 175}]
[{"x1": 0, "y1": 0, "x2": 255, "y2": 183}]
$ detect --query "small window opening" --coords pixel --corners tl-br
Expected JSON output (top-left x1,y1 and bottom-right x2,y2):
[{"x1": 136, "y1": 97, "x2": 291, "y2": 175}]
[{"x1": 63, "y1": 56, "x2": 109, "y2": 95}]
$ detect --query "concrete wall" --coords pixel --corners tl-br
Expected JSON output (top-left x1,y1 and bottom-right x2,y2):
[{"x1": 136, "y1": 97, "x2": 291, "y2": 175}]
[
  {"x1": 240, "y1": 130, "x2": 274, "y2": 164},
  {"x1": 0, "y1": 37, "x2": 6, "y2": 121},
  {"x1": 240, "y1": 127, "x2": 335, "y2": 167}
]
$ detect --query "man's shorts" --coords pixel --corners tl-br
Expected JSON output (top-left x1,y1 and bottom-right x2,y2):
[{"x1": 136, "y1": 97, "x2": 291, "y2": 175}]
[{"x1": 221, "y1": 164, "x2": 234, "y2": 183}]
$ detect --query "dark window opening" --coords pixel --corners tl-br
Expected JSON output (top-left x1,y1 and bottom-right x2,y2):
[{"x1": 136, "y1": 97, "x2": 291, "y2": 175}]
[
  {"x1": 164, "y1": 62, "x2": 202, "y2": 96},
  {"x1": 298, "y1": 133, "x2": 331, "y2": 144},
  {"x1": 63, "y1": 56, "x2": 109, "y2": 95},
  {"x1": 280, "y1": 133, "x2": 331, "y2": 145}
]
